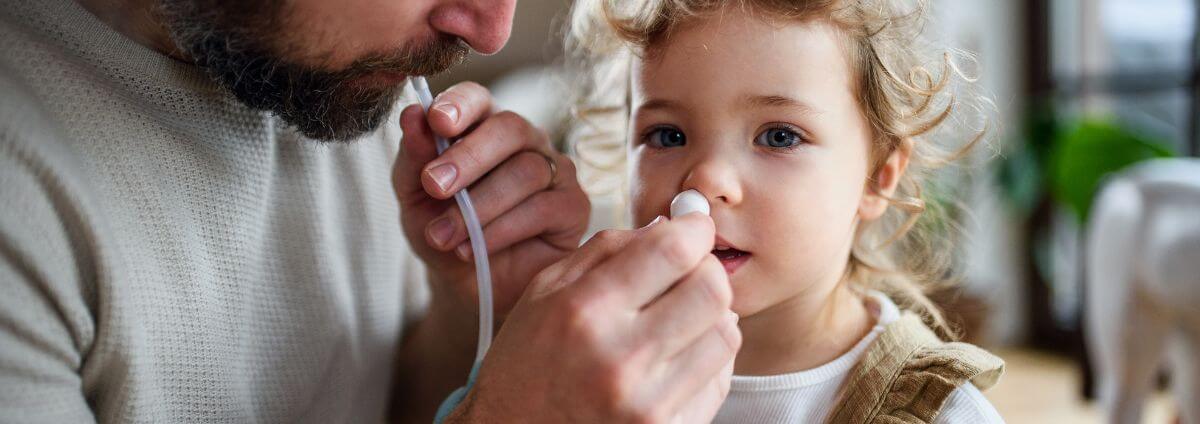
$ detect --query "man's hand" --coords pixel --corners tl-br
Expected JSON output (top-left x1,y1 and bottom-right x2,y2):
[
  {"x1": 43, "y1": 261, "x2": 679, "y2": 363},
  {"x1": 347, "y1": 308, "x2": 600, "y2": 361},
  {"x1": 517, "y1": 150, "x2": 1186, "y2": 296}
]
[
  {"x1": 447, "y1": 214, "x2": 741, "y2": 423},
  {"x1": 394, "y1": 81, "x2": 590, "y2": 319}
]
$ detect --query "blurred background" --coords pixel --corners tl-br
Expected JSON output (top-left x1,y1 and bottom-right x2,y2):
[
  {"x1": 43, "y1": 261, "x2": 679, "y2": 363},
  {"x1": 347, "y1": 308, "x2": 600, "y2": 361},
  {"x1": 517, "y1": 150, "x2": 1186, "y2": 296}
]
[{"x1": 432, "y1": 0, "x2": 1199, "y2": 422}]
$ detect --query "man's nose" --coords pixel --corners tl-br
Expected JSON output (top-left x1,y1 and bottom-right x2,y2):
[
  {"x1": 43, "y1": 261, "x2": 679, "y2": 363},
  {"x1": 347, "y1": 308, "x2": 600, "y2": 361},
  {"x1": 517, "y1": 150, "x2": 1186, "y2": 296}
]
[{"x1": 428, "y1": 0, "x2": 516, "y2": 55}]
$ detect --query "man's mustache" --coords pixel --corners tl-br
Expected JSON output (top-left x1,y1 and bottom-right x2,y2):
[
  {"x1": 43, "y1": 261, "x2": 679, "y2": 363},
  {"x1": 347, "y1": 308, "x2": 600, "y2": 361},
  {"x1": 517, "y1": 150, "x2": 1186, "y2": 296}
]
[{"x1": 339, "y1": 35, "x2": 471, "y2": 80}]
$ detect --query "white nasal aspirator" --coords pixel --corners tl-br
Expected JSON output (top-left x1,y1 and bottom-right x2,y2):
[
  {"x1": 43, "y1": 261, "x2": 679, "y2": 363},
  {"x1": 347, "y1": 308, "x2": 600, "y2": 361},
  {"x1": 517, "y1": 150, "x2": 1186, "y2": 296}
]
[{"x1": 670, "y1": 189, "x2": 710, "y2": 218}]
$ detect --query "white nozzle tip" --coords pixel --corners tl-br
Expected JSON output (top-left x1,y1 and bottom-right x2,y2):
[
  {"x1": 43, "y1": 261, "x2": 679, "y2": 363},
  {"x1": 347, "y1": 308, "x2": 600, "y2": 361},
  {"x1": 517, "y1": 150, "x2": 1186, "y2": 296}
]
[{"x1": 670, "y1": 189, "x2": 710, "y2": 218}]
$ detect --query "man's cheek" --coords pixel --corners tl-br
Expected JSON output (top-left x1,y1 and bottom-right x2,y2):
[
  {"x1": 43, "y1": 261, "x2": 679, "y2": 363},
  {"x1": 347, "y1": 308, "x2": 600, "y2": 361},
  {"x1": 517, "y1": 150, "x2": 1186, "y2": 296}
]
[{"x1": 267, "y1": 6, "x2": 368, "y2": 68}]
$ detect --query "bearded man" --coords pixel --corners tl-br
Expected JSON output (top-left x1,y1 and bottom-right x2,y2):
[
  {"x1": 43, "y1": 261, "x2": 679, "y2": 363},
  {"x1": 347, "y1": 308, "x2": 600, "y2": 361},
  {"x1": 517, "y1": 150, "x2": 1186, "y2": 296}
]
[{"x1": 0, "y1": 1, "x2": 740, "y2": 422}]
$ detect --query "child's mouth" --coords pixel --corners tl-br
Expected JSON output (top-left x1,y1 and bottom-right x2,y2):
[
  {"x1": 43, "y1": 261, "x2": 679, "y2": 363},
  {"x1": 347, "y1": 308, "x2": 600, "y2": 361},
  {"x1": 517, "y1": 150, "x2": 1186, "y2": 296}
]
[{"x1": 711, "y1": 245, "x2": 751, "y2": 274}]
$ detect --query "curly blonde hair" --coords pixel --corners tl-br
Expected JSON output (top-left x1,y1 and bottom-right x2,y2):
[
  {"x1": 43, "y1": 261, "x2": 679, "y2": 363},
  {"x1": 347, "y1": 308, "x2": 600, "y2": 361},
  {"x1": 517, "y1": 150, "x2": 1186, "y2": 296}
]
[{"x1": 566, "y1": 0, "x2": 991, "y2": 337}]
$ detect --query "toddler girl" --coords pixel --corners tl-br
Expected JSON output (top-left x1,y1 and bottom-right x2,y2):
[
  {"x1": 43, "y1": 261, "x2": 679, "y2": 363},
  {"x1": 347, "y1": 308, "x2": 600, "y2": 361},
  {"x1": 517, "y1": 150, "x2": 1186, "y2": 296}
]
[{"x1": 568, "y1": 0, "x2": 1004, "y2": 422}]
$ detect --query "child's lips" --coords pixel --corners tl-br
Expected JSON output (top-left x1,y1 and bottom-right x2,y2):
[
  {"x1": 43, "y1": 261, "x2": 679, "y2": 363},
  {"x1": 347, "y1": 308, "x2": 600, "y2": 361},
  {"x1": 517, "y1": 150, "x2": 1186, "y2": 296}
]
[{"x1": 711, "y1": 243, "x2": 751, "y2": 274}]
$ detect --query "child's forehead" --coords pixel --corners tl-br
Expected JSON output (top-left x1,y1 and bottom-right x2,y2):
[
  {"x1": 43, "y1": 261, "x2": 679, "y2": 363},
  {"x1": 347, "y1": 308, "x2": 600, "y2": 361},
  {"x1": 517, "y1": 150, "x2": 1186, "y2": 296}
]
[
  {"x1": 643, "y1": 7, "x2": 846, "y2": 55},
  {"x1": 631, "y1": 12, "x2": 857, "y2": 110}
]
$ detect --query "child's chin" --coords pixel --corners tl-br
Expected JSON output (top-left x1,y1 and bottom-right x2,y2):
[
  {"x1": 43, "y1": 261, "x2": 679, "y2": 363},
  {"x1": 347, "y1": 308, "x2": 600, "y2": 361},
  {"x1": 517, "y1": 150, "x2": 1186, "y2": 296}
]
[
  {"x1": 729, "y1": 285, "x2": 763, "y2": 317},
  {"x1": 727, "y1": 273, "x2": 789, "y2": 318}
]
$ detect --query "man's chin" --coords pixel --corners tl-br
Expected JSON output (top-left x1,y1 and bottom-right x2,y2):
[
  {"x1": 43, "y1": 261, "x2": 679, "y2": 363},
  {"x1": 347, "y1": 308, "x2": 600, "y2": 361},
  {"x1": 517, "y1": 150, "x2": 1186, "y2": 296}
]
[
  {"x1": 350, "y1": 71, "x2": 411, "y2": 89},
  {"x1": 264, "y1": 84, "x2": 404, "y2": 142}
]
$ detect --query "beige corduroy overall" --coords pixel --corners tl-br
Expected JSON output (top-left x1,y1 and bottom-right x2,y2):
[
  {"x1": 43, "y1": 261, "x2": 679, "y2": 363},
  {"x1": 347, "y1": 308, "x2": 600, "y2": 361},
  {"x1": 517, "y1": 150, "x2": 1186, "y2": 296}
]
[{"x1": 826, "y1": 313, "x2": 1005, "y2": 423}]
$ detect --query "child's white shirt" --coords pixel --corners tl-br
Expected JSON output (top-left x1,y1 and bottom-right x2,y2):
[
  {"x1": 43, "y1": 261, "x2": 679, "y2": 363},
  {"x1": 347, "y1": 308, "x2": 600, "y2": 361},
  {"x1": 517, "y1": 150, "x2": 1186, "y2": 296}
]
[{"x1": 712, "y1": 292, "x2": 1005, "y2": 423}]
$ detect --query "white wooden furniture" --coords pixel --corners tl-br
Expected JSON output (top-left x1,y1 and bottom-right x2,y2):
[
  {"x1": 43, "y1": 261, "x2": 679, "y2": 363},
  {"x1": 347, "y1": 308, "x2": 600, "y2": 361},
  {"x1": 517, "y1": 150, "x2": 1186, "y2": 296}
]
[{"x1": 1086, "y1": 158, "x2": 1200, "y2": 424}]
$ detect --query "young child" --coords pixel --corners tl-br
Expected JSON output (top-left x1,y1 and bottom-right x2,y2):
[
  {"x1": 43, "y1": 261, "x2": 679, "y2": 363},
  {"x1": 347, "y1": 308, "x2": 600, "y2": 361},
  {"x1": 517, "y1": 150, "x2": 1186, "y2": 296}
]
[{"x1": 568, "y1": 0, "x2": 1004, "y2": 422}]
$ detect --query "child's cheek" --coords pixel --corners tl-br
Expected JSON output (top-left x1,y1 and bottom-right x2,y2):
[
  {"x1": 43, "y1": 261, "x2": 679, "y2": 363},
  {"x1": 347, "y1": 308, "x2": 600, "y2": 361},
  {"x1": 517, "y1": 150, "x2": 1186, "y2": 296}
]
[
  {"x1": 628, "y1": 180, "x2": 658, "y2": 227},
  {"x1": 759, "y1": 185, "x2": 825, "y2": 258},
  {"x1": 748, "y1": 160, "x2": 823, "y2": 236},
  {"x1": 749, "y1": 165, "x2": 856, "y2": 271},
  {"x1": 630, "y1": 156, "x2": 678, "y2": 226}
]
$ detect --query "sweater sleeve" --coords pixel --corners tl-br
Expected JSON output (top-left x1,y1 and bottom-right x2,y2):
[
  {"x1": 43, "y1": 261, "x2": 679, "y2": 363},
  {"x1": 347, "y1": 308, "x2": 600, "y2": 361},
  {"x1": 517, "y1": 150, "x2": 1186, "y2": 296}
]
[
  {"x1": 933, "y1": 384, "x2": 1005, "y2": 424},
  {"x1": 0, "y1": 77, "x2": 98, "y2": 423}
]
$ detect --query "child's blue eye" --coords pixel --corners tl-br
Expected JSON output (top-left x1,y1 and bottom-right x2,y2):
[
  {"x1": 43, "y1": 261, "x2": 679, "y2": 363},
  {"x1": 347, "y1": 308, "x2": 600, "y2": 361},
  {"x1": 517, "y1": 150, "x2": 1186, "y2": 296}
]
[
  {"x1": 646, "y1": 127, "x2": 687, "y2": 148},
  {"x1": 755, "y1": 127, "x2": 803, "y2": 149}
]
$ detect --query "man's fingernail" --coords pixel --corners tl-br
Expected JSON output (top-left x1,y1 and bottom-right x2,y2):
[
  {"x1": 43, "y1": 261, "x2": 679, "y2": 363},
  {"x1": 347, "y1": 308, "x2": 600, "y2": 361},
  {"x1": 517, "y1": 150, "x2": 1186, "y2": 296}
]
[
  {"x1": 726, "y1": 311, "x2": 739, "y2": 324},
  {"x1": 455, "y1": 243, "x2": 472, "y2": 260},
  {"x1": 428, "y1": 216, "x2": 455, "y2": 247},
  {"x1": 427, "y1": 163, "x2": 457, "y2": 192},
  {"x1": 433, "y1": 103, "x2": 459, "y2": 125}
]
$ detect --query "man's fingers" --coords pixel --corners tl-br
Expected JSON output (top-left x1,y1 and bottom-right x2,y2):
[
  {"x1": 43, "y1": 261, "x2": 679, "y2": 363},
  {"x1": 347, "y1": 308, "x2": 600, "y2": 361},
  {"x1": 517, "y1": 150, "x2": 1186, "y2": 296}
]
[
  {"x1": 658, "y1": 313, "x2": 741, "y2": 417},
  {"x1": 420, "y1": 111, "x2": 549, "y2": 198},
  {"x1": 424, "y1": 151, "x2": 560, "y2": 251},
  {"x1": 529, "y1": 214, "x2": 671, "y2": 297},
  {"x1": 573, "y1": 214, "x2": 716, "y2": 308},
  {"x1": 637, "y1": 255, "x2": 732, "y2": 358},
  {"x1": 672, "y1": 358, "x2": 736, "y2": 424},
  {"x1": 451, "y1": 188, "x2": 588, "y2": 260},
  {"x1": 530, "y1": 227, "x2": 633, "y2": 297},
  {"x1": 395, "y1": 104, "x2": 441, "y2": 206},
  {"x1": 488, "y1": 237, "x2": 569, "y2": 315},
  {"x1": 427, "y1": 81, "x2": 494, "y2": 138}
]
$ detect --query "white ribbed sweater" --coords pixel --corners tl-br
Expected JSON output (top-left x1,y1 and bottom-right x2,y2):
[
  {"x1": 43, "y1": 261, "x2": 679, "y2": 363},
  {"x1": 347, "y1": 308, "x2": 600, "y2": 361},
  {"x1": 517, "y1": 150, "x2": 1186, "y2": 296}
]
[
  {"x1": 0, "y1": 0, "x2": 429, "y2": 422},
  {"x1": 713, "y1": 292, "x2": 1006, "y2": 423}
]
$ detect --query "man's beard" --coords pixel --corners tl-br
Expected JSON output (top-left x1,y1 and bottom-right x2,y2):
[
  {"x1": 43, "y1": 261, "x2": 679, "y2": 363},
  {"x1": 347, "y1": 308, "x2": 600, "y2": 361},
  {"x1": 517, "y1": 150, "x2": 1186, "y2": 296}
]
[{"x1": 161, "y1": 0, "x2": 469, "y2": 141}]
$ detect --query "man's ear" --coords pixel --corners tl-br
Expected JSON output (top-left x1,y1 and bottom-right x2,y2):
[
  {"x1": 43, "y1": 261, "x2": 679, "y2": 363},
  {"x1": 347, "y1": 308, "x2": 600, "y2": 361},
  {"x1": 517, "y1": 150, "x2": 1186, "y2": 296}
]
[{"x1": 859, "y1": 138, "x2": 912, "y2": 221}]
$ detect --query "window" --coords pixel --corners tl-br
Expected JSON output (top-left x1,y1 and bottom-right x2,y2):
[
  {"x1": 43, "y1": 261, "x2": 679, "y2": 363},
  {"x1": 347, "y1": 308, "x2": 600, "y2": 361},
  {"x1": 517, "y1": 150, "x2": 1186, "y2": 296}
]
[{"x1": 1048, "y1": 0, "x2": 1199, "y2": 155}]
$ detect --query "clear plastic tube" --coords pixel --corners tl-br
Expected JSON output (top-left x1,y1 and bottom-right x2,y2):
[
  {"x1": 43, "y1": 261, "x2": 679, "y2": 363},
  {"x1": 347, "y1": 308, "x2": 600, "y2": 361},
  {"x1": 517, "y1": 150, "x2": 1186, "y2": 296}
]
[{"x1": 410, "y1": 77, "x2": 494, "y2": 366}]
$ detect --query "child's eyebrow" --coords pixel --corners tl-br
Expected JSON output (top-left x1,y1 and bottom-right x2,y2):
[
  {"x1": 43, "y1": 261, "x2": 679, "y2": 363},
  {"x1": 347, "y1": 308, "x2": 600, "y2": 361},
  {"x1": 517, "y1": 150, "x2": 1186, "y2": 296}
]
[
  {"x1": 634, "y1": 95, "x2": 820, "y2": 115},
  {"x1": 635, "y1": 98, "x2": 680, "y2": 112},
  {"x1": 741, "y1": 94, "x2": 821, "y2": 115}
]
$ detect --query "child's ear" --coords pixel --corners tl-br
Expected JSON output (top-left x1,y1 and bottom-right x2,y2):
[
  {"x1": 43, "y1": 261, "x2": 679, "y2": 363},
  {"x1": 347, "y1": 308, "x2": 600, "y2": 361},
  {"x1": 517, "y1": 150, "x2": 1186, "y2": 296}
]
[{"x1": 859, "y1": 138, "x2": 913, "y2": 221}]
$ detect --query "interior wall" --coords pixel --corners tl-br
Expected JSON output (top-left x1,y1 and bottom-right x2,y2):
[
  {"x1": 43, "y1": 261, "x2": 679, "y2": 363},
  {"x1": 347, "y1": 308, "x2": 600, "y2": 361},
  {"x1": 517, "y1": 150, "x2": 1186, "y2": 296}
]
[{"x1": 935, "y1": 0, "x2": 1030, "y2": 345}]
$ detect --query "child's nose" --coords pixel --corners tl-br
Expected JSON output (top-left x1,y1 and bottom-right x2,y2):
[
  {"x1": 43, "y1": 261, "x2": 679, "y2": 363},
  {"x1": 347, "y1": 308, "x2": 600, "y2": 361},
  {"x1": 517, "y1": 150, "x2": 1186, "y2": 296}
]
[{"x1": 680, "y1": 156, "x2": 743, "y2": 207}]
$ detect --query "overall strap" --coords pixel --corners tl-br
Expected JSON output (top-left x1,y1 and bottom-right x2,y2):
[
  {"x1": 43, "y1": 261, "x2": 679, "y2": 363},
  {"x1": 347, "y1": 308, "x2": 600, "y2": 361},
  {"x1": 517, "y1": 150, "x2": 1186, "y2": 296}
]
[{"x1": 826, "y1": 313, "x2": 1004, "y2": 424}]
